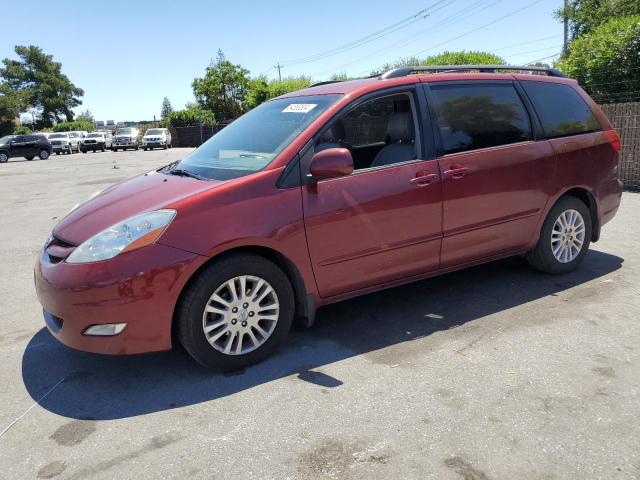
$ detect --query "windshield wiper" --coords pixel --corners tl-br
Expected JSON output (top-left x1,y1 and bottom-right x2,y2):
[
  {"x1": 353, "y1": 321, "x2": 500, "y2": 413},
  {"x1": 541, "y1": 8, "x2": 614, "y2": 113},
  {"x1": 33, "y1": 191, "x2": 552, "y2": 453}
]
[{"x1": 168, "y1": 168, "x2": 207, "y2": 180}]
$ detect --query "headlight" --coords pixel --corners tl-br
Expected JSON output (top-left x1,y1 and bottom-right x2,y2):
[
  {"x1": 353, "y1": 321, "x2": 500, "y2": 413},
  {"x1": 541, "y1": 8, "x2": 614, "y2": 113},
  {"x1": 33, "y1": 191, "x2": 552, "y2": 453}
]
[{"x1": 66, "y1": 210, "x2": 176, "y2": 263}]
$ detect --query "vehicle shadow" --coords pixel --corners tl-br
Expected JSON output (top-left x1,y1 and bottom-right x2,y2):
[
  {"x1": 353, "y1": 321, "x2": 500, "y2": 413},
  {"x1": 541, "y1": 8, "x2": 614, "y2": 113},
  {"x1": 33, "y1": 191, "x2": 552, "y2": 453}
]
[{"x1": 22, "y1": 250, "x2": 623, "y2": 420}]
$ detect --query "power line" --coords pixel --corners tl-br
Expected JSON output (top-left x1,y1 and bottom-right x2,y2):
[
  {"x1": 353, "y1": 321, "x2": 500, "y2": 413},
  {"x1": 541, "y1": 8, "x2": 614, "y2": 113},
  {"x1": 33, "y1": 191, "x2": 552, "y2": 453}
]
[
  {"x1": 525, "y1": 52, "x2": 560, "y2": 64},
  {"x1": 409, "y1": 0, "x2": 544, "y2": 58},
  {"x1": 313, "y1": 0, "x2": 492, "y2": 78},
  {"x1": 279, "y1": 3, "x2": 446, "y2": 67},
  {"x1": 492, "y1": 34, "x2": 562, "y2": 52}
]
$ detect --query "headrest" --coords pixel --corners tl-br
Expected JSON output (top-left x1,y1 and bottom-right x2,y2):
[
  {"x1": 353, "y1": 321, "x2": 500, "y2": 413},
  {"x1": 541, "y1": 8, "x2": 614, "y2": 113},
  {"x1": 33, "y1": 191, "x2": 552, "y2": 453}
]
[
  {"x1": 320, "y1": 121, "x2": 346, "y2": 142},
  {"x1": 387, "y1": 112, "x2": 413, "y2": 142}
]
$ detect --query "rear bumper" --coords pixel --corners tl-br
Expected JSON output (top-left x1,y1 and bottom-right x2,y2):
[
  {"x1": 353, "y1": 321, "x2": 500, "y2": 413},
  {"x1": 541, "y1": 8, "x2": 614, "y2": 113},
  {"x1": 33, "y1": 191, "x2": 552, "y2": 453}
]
[
  {"x1": 598, "y1": 177, "x2": 623, "y2": 228},
  {"x1": 34, "y1": 242, "x2": 207, "y2": 355}
]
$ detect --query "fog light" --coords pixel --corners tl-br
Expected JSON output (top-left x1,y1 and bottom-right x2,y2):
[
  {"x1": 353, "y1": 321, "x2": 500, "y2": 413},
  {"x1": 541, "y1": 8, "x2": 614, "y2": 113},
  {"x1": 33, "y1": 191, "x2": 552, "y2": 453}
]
[{"x1": 83, "y1": 323, "x2": 127, "y2": 336}]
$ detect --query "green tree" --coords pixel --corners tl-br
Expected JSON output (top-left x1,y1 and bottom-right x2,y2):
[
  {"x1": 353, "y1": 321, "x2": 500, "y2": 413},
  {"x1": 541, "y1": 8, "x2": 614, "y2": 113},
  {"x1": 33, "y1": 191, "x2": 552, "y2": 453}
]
[
  {"x1": 160, "y1": 97, "x2": 173, "y2": 120},
  {"x1": 164, "y1": 104, "x2": 216, "y2": 127},
  {"x1": 370, "y1": 51, "x2": 505, "y2": 76},
  {"x1": 246, "y1": 76, "x2": 269, "y2": 109},
  {"x1": 0, "y1": 83, "x2": 25, "y2": 135},
  {"x1": 52, "y1": 119, "x2": 94, "y2": 132},
  {"x1": 13, "y1": 125, "x2": 32, "y2": 134},
  {"x1": 246, "y1": 75, "x2": 312, "y2": 109},
  {"x1": 0, "y1": 45, "x2": 84, "y2": 127},
  {"x1": 556, "y1": 15, "x2": 640, "y2": 103},
  {"x1": 556, "y1": 0, "x2": 640, "y2": 39},
  {"x1": 266, "y1": 76, "x2": 312, "y2": 98},
  {"x1": 192, "y1": 50, "x2": 249, "y2": 121},
  {"x1": 76, "y1": 109, "x2": 94, "y2": 123}
]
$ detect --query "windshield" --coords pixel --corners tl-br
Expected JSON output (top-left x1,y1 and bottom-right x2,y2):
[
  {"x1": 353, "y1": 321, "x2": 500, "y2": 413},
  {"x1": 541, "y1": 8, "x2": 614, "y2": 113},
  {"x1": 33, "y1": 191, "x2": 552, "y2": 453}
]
[
  {"x1": 0, "y1": 135, "x2": 14, "y2": 143},
  {"x1": 49, "y1": 133, "x2": 67, "y2": 139},
  {"x1": 146, "y1": 129, "x2": 164, "y2": 135},
  {"x1": 87, "y1": 133, "x2": 103, "y2": 138},
  {"x1": 116, "y1": 128, "x2": 133, "y2": 135},
  {"x1": 173, "y1": 94, "x2": 341, "y2": 180}
]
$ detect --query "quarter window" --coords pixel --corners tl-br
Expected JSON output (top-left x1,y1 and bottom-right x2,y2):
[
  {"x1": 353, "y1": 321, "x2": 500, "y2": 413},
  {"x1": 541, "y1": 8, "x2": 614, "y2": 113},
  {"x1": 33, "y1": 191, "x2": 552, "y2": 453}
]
[
  {"x1": 430, "y1": 84, "x2": 532, "y2": 155},
  {"x1": 520, "y1": 81, "x2": 600, "y2": 138}
]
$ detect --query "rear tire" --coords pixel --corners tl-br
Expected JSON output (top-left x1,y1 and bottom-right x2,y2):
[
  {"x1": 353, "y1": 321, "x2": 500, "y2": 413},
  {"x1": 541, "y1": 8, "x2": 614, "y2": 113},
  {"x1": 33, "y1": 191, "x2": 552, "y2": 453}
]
[
  {"x1": 38, "y1": 149, "x2": 49, "y2": 160},
  {"x1": 177, "y1": 254, "x2": 295, "y2": 371},
  {"x1": 527, "y1": 196, "x2": 592, "y2": 274}
]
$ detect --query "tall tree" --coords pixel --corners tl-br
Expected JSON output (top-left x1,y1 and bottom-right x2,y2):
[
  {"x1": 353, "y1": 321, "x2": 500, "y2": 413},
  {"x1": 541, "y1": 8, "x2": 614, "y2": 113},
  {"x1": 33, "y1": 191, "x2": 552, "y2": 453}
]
[
  {"x1": 556, "y1": 0, "x2": 640, "y2": 39},
  {"x1": 192, "y1": 50, "x2": 250, "y2": 121},
  {"x1": 160, "y1": 97, "x2": 173, "y2": 120},
  {"x1": 76, "y1": 109, "x2": 94, "y2": 123},
  {"x1": 556, "y1": 15, "x2": 640, "y2": 103},
  {"x1": 0, "y1": 45, "x2": 84, "y2": 127}
]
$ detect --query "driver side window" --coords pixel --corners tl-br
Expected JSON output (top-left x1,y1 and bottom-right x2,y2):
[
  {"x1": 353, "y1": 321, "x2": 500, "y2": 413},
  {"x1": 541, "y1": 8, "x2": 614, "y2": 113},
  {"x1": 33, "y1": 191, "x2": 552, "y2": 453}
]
[{"x1": 315, "y1": 92, "x2": 419, "y2": 171}]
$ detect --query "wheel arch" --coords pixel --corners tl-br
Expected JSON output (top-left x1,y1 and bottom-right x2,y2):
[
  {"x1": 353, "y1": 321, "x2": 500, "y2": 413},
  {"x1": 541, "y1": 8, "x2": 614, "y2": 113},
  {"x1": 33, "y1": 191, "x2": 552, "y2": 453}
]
[
  {"x1": 171, "y1": 245, "x2": 315, "y2": 347},
  {"x1": 561, "y1": 187, "x2": 600, "y2": 242}
]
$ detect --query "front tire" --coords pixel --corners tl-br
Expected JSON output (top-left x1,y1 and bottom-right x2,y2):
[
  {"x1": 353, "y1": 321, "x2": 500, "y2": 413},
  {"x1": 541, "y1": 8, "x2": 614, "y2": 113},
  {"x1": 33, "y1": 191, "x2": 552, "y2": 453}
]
[
  {"x1": 527, "y1": 196, "x2": 592, "y2": 274},
  {"x1": 177, "y1": 254, "x2": 295, "y2": 371},
  {"x1": 38, "y1": 149, "x2": 49, "y2": 160},
  {"x1": 0, "y1": 152, "x2": 9, "y2": 163}
]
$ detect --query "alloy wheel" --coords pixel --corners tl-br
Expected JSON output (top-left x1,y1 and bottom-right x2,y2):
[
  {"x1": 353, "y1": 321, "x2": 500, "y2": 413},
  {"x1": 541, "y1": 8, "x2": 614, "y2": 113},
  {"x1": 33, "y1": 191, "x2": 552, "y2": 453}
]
[
  {"x1": 551, "y1": 209, "x2": 586, "y2": 263},
  {"x1": 202, "y1": 275, "x2": 280, "y2": 355}
]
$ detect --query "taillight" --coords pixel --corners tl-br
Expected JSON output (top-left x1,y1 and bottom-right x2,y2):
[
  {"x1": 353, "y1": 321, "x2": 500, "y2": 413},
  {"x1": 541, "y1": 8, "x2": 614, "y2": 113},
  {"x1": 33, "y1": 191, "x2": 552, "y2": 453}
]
[{"x1": 604, "y1": 130, "x2": 621, "y2": 152}]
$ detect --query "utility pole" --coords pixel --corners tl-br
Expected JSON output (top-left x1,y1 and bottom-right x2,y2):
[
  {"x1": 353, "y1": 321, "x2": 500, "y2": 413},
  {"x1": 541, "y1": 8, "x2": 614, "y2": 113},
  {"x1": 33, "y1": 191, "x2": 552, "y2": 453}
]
[
  {"x1": 562, "y1": 0, "x2": 569, "y2": 56},
  {"x1": 275, "y1": 62, "x2": 282, "y2": 81}
]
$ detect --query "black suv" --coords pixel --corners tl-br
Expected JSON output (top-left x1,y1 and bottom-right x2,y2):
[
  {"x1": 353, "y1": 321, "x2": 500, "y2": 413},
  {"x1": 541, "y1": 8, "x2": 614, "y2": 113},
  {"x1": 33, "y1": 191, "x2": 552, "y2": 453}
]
[{"x1": 0, "y1": 134, "x2": 52, "y2": 163}]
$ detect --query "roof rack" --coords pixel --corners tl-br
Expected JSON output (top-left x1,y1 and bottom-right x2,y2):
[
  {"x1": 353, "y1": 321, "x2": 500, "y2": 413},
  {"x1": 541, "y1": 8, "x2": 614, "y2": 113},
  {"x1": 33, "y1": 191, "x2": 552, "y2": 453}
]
[
  {"x1": 379, "y1": 65, "x2": 567, "y2": 80},
  {"x1": 309, "y1": 80, "x2": 345, "y2": 88}
]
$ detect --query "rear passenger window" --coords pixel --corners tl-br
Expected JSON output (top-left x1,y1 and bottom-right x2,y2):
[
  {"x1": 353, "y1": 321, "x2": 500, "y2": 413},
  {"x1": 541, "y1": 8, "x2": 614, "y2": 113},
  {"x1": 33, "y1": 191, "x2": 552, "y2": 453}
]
[
  {"x1": 520, "y1": 81, "x2": 600, "y2": 138},
  {"x1": 430, "y1": 84, "x2": 532, "y2": 154}
]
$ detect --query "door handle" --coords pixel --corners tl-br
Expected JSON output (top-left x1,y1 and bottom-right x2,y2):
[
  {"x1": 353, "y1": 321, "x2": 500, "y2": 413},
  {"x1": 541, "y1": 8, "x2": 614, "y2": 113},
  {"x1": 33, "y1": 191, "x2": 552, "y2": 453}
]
[
  {"x1": 410, "y1": 173, "x2": 438, "y2": 186},
  {"x1": 443, "y1": 166, "x2": 470, "y2": 179}
]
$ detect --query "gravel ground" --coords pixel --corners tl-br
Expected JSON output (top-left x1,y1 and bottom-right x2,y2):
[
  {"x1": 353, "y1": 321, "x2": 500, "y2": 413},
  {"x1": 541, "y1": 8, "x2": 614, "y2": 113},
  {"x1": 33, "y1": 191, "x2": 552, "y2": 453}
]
[{"x1": 0, "y1": 149, "x2": 638, "y2": 480}]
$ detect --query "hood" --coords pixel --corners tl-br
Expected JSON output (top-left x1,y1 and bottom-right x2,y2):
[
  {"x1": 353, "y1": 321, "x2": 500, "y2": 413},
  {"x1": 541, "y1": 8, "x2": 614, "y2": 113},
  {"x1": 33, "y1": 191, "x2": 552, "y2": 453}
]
[
  {"x1": 53, "y1": 170, "x2": 228, "y2": 245},
  {"x1": 144, "y1": 134, "x2": 165, "y2": 139}
]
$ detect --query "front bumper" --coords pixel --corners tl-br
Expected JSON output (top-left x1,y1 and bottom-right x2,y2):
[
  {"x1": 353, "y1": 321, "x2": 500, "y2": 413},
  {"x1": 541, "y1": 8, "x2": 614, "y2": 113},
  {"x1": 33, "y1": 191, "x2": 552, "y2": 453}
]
[
  {"x1": 113, "y1": 141, "x2": 138, "y2": 147},
  {"x1": 52, "y1": 145, "x2": 71, "y2": 152},
  {"x1": 82, "y1": 142, "x2": 105, "y2": 150},
  {"x1": 34, "y1": 242, "x2": 207, "y2": 355},
  {"x1": 142, "y1": 141, "x2": 166, "y2": 148}
]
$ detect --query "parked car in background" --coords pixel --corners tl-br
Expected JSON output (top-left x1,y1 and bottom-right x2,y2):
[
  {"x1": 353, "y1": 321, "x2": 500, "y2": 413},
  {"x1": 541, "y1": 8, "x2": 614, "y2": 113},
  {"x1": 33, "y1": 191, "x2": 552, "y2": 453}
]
[
  {"x1": 112, "y1": 127, "x2": 140, "y2": 151},
  {"x1": 81, "y1": 132, "x2": 112, "y2": 152},
  {"x1": 49, "y1": 132, "x2": 80, "y2": 154},
  {"x1": 142, "y1": 128, "x2": 172, "y2": 150},
  {"x1": 34, "y1": 65, "x2": 623, "y2": 371},
  {"x1": 0, "y1": 134, "x2": 51, "y2": 163}
]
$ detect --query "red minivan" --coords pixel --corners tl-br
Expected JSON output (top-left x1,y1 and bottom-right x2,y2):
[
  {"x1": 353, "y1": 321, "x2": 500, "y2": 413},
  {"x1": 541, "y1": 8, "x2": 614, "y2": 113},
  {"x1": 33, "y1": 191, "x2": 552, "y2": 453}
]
[{"x1": 34, "y1": 66, "x2": 623, "y2": 370}]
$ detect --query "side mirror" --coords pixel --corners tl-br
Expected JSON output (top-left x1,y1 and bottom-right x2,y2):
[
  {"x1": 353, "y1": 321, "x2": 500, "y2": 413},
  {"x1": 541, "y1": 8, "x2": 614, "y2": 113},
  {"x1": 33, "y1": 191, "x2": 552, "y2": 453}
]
[{"x1": 309, "y1": 147, "x2": 354, "y2": 180}]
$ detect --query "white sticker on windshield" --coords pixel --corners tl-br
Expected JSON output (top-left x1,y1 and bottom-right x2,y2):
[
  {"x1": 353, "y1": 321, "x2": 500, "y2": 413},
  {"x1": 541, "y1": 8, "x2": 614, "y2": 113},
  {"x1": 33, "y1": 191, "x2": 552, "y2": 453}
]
[{"x1": 282, "y1": 103, "x2": 317, "y2": 113}]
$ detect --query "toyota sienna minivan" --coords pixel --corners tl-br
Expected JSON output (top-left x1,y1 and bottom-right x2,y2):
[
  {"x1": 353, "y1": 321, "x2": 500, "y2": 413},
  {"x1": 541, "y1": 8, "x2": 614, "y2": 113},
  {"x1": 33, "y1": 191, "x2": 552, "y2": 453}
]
[{"x1": 35, "y1": 65, "x2": 623, "y2": 370}]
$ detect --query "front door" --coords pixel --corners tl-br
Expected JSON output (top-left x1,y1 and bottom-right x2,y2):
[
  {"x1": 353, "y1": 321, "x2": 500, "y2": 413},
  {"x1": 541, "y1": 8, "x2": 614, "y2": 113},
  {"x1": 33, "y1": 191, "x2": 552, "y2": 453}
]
[
  {"x1": 302, "y1": 89, "x2": 442, "y2": 298},
  {"x1": 424, "y1": 82, "x2": 555, "y2": 266}
]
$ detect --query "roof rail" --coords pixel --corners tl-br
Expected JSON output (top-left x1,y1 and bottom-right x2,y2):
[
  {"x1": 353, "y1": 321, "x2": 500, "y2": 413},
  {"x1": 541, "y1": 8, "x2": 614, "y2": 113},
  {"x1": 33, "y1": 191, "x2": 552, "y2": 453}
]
[
  {"x1": 309, "y1": 80, "x2": 344, "y2": 87},
  {"x1": 379, "y1": 65, "x2": 568, "y2": 80}
]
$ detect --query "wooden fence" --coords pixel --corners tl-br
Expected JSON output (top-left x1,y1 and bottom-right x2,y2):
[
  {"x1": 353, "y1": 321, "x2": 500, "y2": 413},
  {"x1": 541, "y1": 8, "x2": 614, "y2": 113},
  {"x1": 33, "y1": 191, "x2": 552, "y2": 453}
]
[{"x1": 600, "y1": 102, "x2": 640, "y2": 189}]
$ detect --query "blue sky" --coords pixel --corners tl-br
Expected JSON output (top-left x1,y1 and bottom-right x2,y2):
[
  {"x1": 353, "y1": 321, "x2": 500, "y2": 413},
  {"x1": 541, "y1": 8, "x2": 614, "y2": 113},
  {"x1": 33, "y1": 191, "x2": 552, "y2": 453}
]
[{"x1": 2, "y1": 0, "x2": 564, "y2": 122}]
